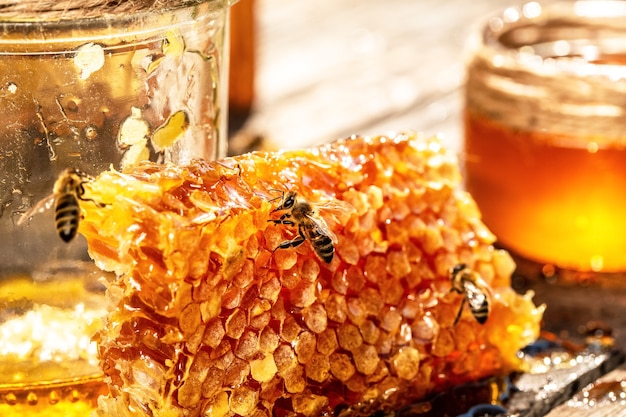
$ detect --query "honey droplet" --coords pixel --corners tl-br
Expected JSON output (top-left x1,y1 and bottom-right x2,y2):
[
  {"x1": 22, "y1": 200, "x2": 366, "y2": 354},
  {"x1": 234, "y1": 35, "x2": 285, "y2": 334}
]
[
  {"x1": 48, "y1": 390, "x2": 60, "y2": 405},
  {"x1": 70, "y1": 389, "x2": 81, "y2": 403},
  {"x1": 5, "y1": 392, "x2": 17, "y2": 405},
  {"x1": 26, "y1": 392, "x2": 38, "y2": 406}
]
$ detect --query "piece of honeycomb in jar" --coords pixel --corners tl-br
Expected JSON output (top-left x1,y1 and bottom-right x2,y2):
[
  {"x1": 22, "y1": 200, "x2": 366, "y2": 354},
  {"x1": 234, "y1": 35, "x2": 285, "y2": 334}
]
[{"x1": 78, "y1": 132, "x2": 544, "y2": 417}]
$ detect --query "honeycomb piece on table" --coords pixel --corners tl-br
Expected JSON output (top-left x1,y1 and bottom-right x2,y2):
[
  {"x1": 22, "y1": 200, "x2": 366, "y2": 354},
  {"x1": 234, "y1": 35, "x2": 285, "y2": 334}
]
[{"x1": 79, "y1": 132, "x2": 544, "y2": 417}]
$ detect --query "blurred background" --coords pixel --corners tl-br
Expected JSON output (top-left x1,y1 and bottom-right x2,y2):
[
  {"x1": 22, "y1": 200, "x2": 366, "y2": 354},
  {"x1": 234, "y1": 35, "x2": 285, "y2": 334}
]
[{"x1": 228, "y1": 0, "x2": 543, "y2": 156}]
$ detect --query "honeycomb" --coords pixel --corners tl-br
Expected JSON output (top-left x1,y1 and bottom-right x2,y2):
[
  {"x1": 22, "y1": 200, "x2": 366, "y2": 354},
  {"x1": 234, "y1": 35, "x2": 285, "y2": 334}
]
[{"x1": 79, "y1": 132, "x2": 544, "y2": 417}]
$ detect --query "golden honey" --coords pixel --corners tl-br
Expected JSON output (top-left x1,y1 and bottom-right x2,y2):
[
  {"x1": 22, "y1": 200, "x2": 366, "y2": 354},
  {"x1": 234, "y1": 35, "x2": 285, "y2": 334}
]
[
  {"x1": 0, "y1": 377, "x2": 108, "y2": 417},
  {"x1": 464, "y1": 1, "x2": 626, "y2": 273},
  {"x1": 0, "y1": 274, "x2": 108, "y2": 417},
  {"x1": 465, "y1": 112, "x2": 626, "y2": 272}
]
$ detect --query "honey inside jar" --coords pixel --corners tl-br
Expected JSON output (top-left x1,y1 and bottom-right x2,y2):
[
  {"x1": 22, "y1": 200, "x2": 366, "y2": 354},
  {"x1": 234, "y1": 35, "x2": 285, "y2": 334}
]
[
  {"x1": 465, "y1": 112, "x2": 626, "y2": 272},
  {"x1": 464, "y1": 1, "x2": 626, "y2": 273}
]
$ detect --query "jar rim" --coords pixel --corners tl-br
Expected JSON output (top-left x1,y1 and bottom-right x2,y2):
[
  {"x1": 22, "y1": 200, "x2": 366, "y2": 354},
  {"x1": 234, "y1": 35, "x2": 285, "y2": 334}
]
[
  {"x1": 474, "y1": 0, "x2": 626, "y2": 79},
  {"x1": 0, "y1": 0, "x2": 238, "y2": 24},
  {"x1": 0, "y1": 0, "x2": 237, "y2": 53}
]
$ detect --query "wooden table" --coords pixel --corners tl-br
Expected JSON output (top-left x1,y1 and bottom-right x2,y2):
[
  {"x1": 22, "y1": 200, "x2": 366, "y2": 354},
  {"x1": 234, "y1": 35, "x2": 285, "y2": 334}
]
[
  {"x1": 230, "y1": 0, "x2": 558, "y2": 155},
  {"x1": 229, "y1": 0, "x2": 626, "y2": 415}
]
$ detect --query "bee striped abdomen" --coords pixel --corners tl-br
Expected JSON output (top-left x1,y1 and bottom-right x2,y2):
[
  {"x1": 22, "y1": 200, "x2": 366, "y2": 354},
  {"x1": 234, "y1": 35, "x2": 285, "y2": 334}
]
[
  {"x1": 308, "y1": 228, "x2": 334, "y2": 263},
  {"x1": 471, "y1": 300, "x2": 490, "y2": 324},
  {"x1": 55, "y1": 194, "x2": 80, "y2": 242},
  {"x1": 450, "y1": 263, "x2": 491, "y2": 325}
]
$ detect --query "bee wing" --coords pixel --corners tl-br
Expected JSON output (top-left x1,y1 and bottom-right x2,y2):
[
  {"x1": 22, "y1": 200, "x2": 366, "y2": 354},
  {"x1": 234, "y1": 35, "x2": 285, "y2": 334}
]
[
  {"x1": 17, "y1": 193, "x2": 56, "y2": 226},
  {"x1": 315, "y1": 198, "x2": 355, "y2": 225},
  {"x1": 462, "y1": 279, "x2": 489, "y2": 311},
  {"x1": 305, "y1": 212, "x2": 338, "y2": 244}
]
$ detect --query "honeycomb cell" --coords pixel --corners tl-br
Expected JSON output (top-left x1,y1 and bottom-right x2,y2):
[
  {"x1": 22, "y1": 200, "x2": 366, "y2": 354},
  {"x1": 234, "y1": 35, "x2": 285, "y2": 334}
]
[
  {"x1": 206, "y1": 391, "x2": 230, "y2": 417},
  {"x1": 329, "y1": 352, "x2": 356, "y2": 382},
  {"x1": 300, "y1": 258, "x2": 321, "y2": 282},
  {"x1": 303, "y1": 302, "x2": 328, "y2": 334},
  {"x1": 250, "y1": 353, "x2": 278, "y2": 383},
  {"x1": 260, "y1": 276, "x2": 281, "y2": 303},
  {"x1": 179, "y1": 302, "x2": 201, "y2": 336},
  {"x1": 283, "y1": 365, "x2": 306, "y2": 394},
  {"x1": 203, "y1": 318, "x2": 225, "y2": 348},
  {"x1": 224, "y1": 357, "x2": 250, "y2": 387},
  {"x1": 336, "y1": 323, "x2": 363, "y2": 352},
  {"x1": 274, "y1": 344, "x2": 298, "y2": 373},
  {"x1": 363, "y1": 254, "x2": 386, "y2": 284},
  {"x1": 281, "y1": 316, "x2": 302, "y2": 343},
  {"x1": 391, "y1": 347, "x2": 420, "y2": 380},
  {"x1": 292, "y1": 393, "x2": 329, "y2": 417},
  {"x1": 202, "y1": 367, "x2": 226, "y2": 398},
  {"x1": 344, "y1": 265, "x2": 366, "y2": 292},
  {"x1": 230, "y1": 385, "x2": 259, "y2": 416},
  {"x1": 346, "y1": 297, "x2": 367, "y2": 326},
  {"x1": 177, "y1": 376, "x2": 202, "y2": 408},
  {"x1": 359, "y1": 287, "x2": 384, "y2": 317},
  {"x1": 336, "y1": 237, "x2": 360, "y2": 265},
  {"x1": 352, "y1": 344, "x2": 379, "y2": 376},
  {"x1": 379, "y1": 306, "x2": 402, "y2": 334},
  {"x1": 304, "y1": 352, "x2": 331, "y2": 383},
  {"x1": 359, "y1": 319, "x2": 381, "y2": 345},
  {"x1": 316, "y1": 328, "x2": 339, "y2": 356},
  {"x1": 225, "y1": 308, "x2": 247, "y2": 339},
  {"x1": 325, "y1": 293, "x2": 348, "y2": 324},
  {"x1": 386, "y1": 250, "x2": 411, "y2": 279},
  {"x1": 290, "y1": 280, "x2": 317, "y2": 308},
  {"x1": 235, "y1": 329, "x2": 260, "y2": 361},
  {"x1": 294, "y1": 331, "x2": 317, "y2": 365},
  {"x1": 431, "y1": 328, "x2": 455, "y2": 358},
  {"x1": 259, "y1": 326, "x2": 280, "y2": 353}
]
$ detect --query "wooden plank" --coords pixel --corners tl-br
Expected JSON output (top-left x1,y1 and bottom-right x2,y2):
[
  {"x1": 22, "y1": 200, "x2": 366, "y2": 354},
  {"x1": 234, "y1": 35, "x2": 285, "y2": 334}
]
[
  {"x1": 506, "y1": 347, "x2": 624, "y2": 417},
  {"x1": 240, "y1": 0, "x2": 528, "y2": 150},
  {"x1": 392, "y1": 342, "x2": 623, "y2": 416},
  {"x1": 544, "y1": 363, "x2": 626, "y2": 417}
]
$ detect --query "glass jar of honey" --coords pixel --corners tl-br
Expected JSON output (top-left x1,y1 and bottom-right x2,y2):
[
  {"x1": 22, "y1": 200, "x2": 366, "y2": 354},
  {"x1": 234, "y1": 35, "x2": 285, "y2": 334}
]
[
  {"x1": 464, "y1": 1, "x2": 626, "y2": 274},
  {"x1": 0, "y1": 1, "x2": 237, "y2": 416}
]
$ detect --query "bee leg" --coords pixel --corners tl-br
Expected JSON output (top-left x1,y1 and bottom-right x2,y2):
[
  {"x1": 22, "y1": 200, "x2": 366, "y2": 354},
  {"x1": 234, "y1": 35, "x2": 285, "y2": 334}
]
[
  {"x1": 77, "y1": 183, "x2": 107, "y2": 207},
  {"x1": 453, "y1": 297, "x2": 466, "y2": 326},
  {"x1": 79, "y1": 196, "x2": 107, "y2": 208},
  {"x1": 268, "y1": 189, "x2": 285, "y2": 204},
  {"x1": 268, "y1": 219, "x2": 295, "y2": 226},
  {"x1": 274, "y1": 236, "x2": 306, "y2": 251}
]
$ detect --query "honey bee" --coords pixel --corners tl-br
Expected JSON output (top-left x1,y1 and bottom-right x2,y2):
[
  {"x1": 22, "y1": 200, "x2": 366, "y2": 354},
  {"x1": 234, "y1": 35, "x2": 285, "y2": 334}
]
[
  {"x1": 18, "y1": 168, "x2": 103, "y2": 243},
  {"x1": 449, "y1": 263, "x2": 491, "y2": 325},
  {"x1": 268, "y1": 190, "x2": 343, "y2": 263}
]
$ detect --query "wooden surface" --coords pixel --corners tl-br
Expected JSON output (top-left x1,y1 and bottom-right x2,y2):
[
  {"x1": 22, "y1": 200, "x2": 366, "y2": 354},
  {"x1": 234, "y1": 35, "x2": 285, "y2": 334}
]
[
  {"x1": 229, "y1": 0, "x2": 557, "y2": 155},
  {"x1": 228, "y1": 0, "x2": 626, "y2": 415},
  {"x1": 545, "y1": 362, "x2": 626, "y2": 417}
]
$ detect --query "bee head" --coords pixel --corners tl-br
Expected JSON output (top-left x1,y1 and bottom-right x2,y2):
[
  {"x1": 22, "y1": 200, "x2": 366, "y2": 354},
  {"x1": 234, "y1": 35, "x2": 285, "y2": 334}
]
[
  {"x1": 450, "y1": 263, "x2": 467, "y2": 279},
  {"x1": 272, "y1": 190, "x2": 297, "y2": 212}
]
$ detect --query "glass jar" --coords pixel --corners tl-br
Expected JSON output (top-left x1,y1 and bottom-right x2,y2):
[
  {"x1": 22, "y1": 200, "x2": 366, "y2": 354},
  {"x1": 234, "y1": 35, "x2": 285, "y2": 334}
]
[
  {"x1": 0, "y1": 1, "x2": 236, "y2": 415},
  {"x1": 464, "y1": 1, "x2": 626, "y2": 274}
]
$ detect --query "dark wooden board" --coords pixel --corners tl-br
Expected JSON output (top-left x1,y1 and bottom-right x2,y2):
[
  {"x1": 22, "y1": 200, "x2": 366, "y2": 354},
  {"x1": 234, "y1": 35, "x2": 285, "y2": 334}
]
[
  {"x1": 544, "y1": 362, "x2": 626, "y2": 417},
  {"x1": 394, "y1": 343, "x2": 623, "y2": 417},
  {"x1": 505, "y1": 347, "x2": 624, "y2": 417}
]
